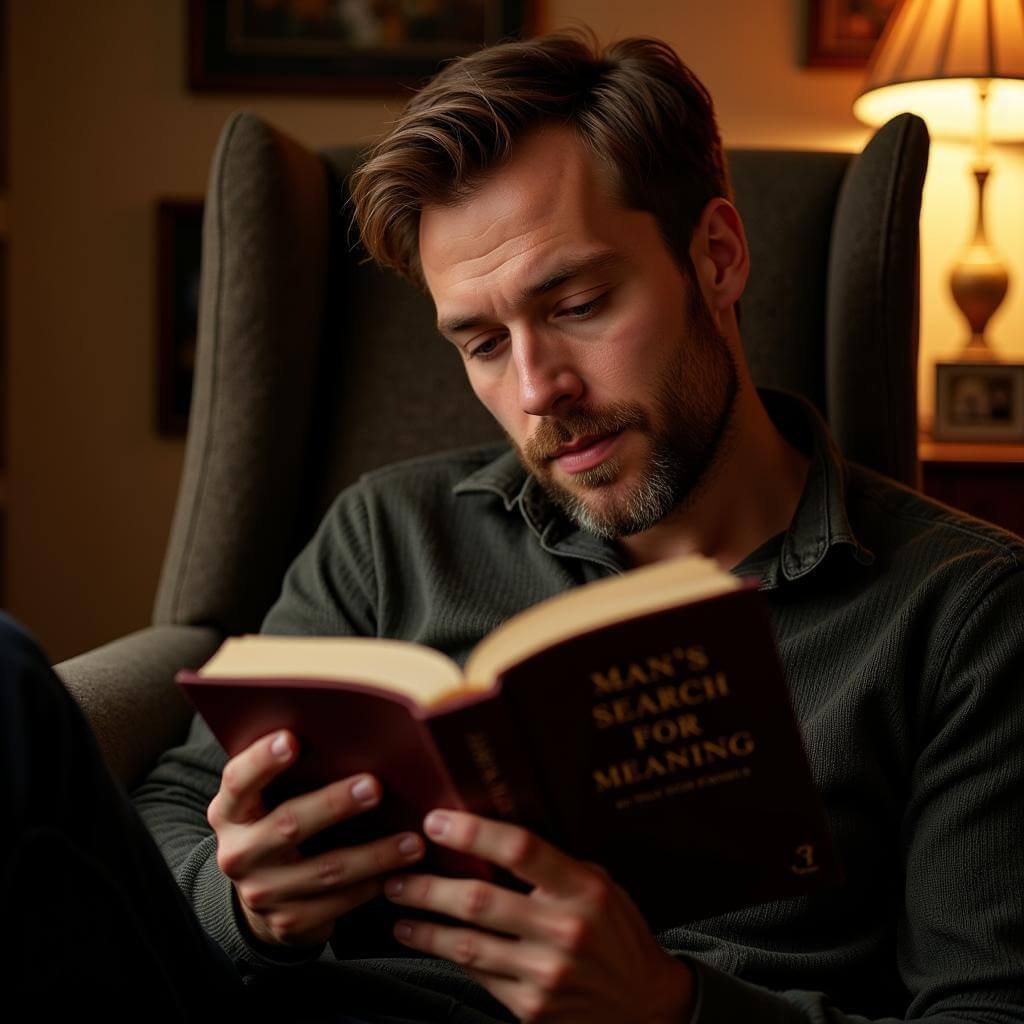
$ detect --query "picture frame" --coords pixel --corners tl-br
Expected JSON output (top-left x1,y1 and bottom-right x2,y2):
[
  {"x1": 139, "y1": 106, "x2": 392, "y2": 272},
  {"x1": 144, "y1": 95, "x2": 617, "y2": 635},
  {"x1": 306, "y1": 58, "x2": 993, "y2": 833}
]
[
  {"x1": 803, "y1": 0, "x2": 898, "y2": 68},
  {"x1": 188, "y1": 0, "x2": 533, "y2": 94},
  {"x1": 933, "y1": 361, "x2": 1024, "y2": 443},
  {"x1": 156, "y1": 200, "x2": 203, "y2": 438}
]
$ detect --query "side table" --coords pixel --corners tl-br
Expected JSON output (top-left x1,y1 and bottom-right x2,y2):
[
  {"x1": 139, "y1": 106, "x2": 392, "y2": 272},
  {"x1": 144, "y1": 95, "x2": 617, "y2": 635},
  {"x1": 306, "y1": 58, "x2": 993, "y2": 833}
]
[{"x1": 919, "y1": 438, "x2": 1024, "y2": 537}]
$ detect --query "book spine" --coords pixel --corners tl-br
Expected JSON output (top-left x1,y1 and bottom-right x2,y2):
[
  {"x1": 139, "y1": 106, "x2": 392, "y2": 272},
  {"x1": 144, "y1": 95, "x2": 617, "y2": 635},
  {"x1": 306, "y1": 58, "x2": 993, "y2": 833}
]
[{"x1": 424, "y1": 694, "x2": 552, "y2": 836}]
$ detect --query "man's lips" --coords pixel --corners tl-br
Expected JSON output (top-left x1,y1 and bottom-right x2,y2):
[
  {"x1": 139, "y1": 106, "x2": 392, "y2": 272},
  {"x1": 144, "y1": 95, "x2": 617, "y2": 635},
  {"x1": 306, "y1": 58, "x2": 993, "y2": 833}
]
[{"x1": 550, "y1": 430, "x2": 624, "y2": 474}]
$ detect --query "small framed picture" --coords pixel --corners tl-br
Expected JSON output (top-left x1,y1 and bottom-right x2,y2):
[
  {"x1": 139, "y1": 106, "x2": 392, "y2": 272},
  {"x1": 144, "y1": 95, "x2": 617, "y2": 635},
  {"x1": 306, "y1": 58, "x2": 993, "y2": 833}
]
[
  {"x1": 803, "y1": 0, "x2": 898, "y2": 68},
  {"x1": 157, "y1": 199, "x2": 203, "y2": 438},
  {"x1": 934, "y1": 362, "x2": 1024, "y2": 442},
  {"x1": 188, "y1": 0, "x2": 533, "y2": 95}
]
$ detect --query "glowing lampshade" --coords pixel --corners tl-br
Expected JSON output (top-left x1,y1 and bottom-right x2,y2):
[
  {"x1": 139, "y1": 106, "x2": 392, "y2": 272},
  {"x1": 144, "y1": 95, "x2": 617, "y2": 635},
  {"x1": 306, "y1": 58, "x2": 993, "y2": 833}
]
[{"x1": 854, "y1": 0, "x2": 1024, "y2": 141}]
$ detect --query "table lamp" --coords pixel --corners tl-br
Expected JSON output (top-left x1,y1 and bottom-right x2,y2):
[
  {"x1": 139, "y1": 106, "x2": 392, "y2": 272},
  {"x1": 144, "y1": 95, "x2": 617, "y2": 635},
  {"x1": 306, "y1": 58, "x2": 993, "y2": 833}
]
[{"x1": 854, "y1": 0, "x2": 1024, "y2": 361}]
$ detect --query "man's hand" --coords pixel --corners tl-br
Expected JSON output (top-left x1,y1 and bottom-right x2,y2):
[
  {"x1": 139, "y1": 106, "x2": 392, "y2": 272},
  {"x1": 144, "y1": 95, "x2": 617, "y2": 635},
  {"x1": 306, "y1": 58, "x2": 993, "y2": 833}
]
[
  {"x1": 384, "y1": 809, "x2": 694, "y2": 1023},
  {"x1": 207, "y1": 729, "x2": 426, "y2": 949}
]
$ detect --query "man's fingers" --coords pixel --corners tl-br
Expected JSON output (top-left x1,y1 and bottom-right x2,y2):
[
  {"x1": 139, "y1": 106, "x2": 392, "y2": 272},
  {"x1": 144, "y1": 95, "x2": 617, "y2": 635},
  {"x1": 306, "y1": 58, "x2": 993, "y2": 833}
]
[
  {"x1": 210, "y1": 729, "x2": 303, "y2": 825},
  {"x1": 385, "y1": 873, "x2": 565, "y2": 944},
  {"x1": 393, "y1": 917, "x2": 531, "y2": 980},
  {"x1": 233, "y1": 829, "x2": 426, "y2": 903},
  {"x1": 421, "y1": 809, "x2": 593, "y2": 895},
  {"x1": 233, "y1": 773, "x2": 382, "y2": 864}
]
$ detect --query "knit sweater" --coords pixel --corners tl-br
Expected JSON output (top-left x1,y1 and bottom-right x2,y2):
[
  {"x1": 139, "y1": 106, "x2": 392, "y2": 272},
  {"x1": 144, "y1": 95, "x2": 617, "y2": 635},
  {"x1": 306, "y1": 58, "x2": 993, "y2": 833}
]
[{"x1": 131, "y1": 390, "x2": 1024, "y2": 1023}]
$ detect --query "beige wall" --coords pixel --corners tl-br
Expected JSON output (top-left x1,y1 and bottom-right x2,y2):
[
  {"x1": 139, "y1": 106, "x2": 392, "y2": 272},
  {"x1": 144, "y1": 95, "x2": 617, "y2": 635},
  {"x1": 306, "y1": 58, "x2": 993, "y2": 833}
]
[{"x1": 9, "y1": 1, "x2": 1024, "y2": 662}]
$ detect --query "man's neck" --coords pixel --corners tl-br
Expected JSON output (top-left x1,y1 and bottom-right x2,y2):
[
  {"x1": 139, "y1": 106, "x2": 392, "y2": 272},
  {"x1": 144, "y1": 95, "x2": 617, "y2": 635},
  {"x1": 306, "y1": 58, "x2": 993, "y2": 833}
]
[{"x1": 616, "y1": 385, "x2": 810, "y2": 572}]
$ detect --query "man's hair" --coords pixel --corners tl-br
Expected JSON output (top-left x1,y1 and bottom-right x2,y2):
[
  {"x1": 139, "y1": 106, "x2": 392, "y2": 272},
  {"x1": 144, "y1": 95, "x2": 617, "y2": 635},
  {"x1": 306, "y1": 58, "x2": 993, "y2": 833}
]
[{"x1": 349, "y1": 29, "x2": 732, "y2": 290}]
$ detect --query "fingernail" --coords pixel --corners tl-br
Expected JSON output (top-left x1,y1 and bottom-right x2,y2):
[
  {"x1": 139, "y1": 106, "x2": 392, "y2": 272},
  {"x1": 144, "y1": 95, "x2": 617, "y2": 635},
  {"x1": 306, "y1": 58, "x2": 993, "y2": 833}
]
[
  {"x1": 398, "y1": 834, "x2": 421, "y2": 857},
  {"x1": 395, "y1": 922, "x2": 412, "y2": 941},
  {"x1": 424, "y1": 811, "x2": 450, "y2": 837},
  {"x1": 271, "y1": 732, "x2": 290, "y2": 759},
  {"x1": 351, "y1": 776, "x2": 378, "y2": 804},
  {"x1": 385, "y1": 877, "x2": 404, "y2": 897}
]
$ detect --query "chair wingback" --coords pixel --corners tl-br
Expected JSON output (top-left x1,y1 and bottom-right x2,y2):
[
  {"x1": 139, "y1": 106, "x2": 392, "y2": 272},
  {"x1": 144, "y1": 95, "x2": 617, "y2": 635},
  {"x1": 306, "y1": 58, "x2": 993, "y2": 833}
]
[{"x1": 153, "y1": 113, "x2": 332, "y2": 633}]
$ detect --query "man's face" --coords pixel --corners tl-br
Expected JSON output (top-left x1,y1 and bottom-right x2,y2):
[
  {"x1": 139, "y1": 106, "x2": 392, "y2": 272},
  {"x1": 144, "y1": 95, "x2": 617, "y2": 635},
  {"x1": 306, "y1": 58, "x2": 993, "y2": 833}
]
[{"x1": 419, "y1": 126, "x2": 739, "y2": 539}]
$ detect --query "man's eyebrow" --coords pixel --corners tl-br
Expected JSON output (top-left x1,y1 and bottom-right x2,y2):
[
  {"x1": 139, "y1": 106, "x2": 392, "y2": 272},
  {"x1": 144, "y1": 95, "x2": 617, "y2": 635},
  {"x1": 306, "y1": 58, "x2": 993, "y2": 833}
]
[{"x1": 437, "y1": 249, "x2": 622, "y2": 337}]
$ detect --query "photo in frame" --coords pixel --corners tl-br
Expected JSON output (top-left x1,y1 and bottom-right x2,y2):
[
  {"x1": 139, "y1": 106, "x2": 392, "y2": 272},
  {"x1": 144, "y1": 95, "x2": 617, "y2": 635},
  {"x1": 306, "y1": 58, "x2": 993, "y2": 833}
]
[
  {"x1": 188, "y1": 0, "x2": 533, "y2": 94},
  {"x1": 933, "y1": 361, "x2": 1024, "y2": 443},
  {"x1": 803, "y1": 0, "x2": 898, "y2": 68},
  {"x1": 156, "y1": 200, "x2": 203, "y2": 438}
]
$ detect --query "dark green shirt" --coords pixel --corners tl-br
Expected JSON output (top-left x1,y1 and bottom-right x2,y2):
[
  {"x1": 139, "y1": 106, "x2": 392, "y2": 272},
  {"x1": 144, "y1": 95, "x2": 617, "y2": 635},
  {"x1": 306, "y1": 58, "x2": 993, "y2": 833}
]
[{"x1": 132, "y1": 390, "x2": 1024, "y2": 1023}]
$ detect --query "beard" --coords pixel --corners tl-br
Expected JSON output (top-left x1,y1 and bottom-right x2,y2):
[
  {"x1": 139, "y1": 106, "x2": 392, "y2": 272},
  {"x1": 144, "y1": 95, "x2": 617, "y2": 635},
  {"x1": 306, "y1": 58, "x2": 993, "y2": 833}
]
[{"x1": 513, "y1": 283, "x2": 740, "y2": 540}]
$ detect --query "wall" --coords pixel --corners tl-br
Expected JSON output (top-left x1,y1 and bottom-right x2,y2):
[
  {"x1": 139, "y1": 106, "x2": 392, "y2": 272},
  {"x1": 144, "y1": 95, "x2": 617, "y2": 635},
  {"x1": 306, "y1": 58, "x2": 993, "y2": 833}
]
[{"x1": 8, "y1": 1, "x2": 1023, "y2": 662}]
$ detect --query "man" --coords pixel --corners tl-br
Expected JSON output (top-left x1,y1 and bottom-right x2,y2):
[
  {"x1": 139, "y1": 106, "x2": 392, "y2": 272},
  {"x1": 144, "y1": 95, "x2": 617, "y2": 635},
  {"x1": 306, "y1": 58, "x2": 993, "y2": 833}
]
[{"x1": 8, "y1": 28, "x2": 1021, "y2": 1024}]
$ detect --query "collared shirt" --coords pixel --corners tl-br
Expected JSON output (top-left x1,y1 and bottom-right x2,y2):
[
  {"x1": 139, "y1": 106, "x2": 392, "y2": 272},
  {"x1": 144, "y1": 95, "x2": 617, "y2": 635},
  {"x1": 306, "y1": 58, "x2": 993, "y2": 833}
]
[{"x1": 135, "y1": 389, "x2": 1024, "y2": 1024}]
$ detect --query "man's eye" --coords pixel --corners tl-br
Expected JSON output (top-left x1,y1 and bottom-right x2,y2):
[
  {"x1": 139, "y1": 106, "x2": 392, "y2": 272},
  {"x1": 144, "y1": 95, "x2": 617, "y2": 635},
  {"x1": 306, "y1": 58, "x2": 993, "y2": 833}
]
[
  {"x1": 558, "y1": 293, "x2": 606, "y2": 319},
  {"x1": 467, "y1": 335, "x2": 505, "y2": 361}
]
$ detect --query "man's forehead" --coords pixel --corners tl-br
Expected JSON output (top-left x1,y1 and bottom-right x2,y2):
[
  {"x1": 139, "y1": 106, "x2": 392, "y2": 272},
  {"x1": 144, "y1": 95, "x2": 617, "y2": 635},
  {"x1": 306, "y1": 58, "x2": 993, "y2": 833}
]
[
  {"x1": 419, "y1": 128, "x2": 630, "y2": 308},
  {"x1": 434, "y1": 248, "x2": 626, "y2": 335}
]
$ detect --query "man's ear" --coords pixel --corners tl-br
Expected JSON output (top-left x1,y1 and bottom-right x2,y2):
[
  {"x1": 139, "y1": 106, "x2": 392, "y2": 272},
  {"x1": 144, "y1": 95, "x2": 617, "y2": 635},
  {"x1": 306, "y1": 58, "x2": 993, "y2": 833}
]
[{"x1": 688, "y1": 199, "x2": 749, "y2": 319}]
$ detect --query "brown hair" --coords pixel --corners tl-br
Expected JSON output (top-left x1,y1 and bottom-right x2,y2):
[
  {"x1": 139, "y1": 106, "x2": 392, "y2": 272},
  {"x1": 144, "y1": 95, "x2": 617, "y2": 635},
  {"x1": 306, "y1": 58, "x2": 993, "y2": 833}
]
[{"x1": 349, "y1": 29, "x2": 732, "y2": 290}]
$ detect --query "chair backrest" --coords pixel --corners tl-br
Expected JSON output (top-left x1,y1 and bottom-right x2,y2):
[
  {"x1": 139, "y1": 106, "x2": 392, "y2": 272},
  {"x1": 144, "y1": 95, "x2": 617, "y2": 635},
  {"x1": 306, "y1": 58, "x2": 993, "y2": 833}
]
[{"x1": 153, "y1": 113, "x2": 929, "y2": 637}]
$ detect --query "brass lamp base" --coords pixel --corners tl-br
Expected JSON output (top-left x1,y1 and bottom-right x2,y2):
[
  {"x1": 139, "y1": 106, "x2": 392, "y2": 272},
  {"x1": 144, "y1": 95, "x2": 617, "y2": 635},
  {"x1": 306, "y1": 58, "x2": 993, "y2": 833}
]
[
  {"x1": 950, "y1": 242, "x2": 1009, "y2": 361},
  {"x1": 949, "y1": 151, "x2": 1010, "y2": 361}
]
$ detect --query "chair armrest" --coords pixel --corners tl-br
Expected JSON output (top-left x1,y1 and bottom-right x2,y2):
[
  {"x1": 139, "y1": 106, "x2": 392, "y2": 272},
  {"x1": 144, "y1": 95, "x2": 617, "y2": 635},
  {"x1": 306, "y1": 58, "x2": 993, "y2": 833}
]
[{"x1": 54, "y1": 624, "x2": 224, "y2": 789}]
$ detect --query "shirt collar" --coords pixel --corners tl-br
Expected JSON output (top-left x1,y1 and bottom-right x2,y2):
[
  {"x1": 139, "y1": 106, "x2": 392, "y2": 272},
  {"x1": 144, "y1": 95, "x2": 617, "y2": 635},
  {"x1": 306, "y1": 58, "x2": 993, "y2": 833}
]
[
  {"x1": 755, "y1": 388, "x2": 874, "y2": 588},
  {"x1": 452, "y1": 388, "x2": 874, "y2": 585}
]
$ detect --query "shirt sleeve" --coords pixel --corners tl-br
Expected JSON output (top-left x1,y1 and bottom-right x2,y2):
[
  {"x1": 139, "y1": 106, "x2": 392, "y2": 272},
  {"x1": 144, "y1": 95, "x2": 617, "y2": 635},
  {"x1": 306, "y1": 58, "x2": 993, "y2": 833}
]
[
  {"x1": 664, "y1": 564, "x2": 1024, "y2": 1023},
  {"x1": 131, "y1": 482, "x2": 380, "y2": 971}
]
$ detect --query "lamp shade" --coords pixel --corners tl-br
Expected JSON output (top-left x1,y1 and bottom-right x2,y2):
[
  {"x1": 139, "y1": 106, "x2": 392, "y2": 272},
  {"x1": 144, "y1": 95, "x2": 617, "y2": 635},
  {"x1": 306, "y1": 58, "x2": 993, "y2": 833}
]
[{"x1": 854, "y1": 0, "x2": 1024, "y2": 139}]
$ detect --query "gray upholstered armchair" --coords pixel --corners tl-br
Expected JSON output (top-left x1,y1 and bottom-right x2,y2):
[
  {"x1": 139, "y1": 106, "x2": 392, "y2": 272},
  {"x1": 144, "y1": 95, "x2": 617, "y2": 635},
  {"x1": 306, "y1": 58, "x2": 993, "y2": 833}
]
[{"x1": 55, "y1": 112, "x2": 930, "y2": 790}]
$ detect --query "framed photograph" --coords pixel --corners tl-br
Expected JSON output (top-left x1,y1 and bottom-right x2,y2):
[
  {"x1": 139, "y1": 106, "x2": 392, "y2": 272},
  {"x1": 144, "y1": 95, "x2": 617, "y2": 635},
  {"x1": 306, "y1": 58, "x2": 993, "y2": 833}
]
[
  {"x1": 804, "y1": 0, "x2": 898, "y2": 68},
  {"x1": 188, "y1": 0, "x2": 534, "y2": 94},
  {"x1": 934, "y1": 361, "x2": 1024, "y2": 443},
  {"x1": 157, "y1": 200, "x2": 203, "y2": 438}
]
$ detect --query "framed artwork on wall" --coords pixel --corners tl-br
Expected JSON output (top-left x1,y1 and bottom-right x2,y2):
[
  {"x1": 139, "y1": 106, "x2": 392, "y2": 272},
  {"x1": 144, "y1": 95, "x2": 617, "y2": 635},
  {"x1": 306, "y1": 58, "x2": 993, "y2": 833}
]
[
  {"x1": 156, "y1": 200, "x2": 203, "y2": 438},
  {"x1": 933, "y1": 361, "x2": 1024, "y2": 443},
  {"x1": 804, "y1": 0, "x2": 899, "y2": 68},
  {"x1": 188, "y1": 0, "x2": 534, "y2": 94}
]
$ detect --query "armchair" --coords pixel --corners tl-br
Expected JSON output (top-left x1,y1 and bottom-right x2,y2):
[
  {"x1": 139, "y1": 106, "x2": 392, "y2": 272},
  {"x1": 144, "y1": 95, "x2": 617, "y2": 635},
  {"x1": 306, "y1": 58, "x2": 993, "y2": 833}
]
[{"x1": 55, "y1": 111, "x2": 930, "y2": 790}]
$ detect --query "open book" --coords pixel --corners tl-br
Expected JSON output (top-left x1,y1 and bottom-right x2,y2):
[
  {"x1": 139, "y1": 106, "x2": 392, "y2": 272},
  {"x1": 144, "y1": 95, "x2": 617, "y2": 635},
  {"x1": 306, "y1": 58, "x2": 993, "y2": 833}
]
[{"x1": 178, "y1": 553, "x2": 838, "y2": 936}]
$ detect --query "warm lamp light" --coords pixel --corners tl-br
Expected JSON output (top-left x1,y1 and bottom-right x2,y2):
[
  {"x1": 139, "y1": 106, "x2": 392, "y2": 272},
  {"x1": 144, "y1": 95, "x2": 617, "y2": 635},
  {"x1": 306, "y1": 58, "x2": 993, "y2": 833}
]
[{"x1": 854, "y1": 0, "x2": 1024, "y2": 360}]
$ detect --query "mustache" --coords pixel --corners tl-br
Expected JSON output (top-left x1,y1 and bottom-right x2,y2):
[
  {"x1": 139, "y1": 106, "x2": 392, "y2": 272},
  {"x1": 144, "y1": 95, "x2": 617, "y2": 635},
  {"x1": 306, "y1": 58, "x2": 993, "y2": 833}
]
[{"x1": 522, "y1": 402, "x2": 648, "y2": 463}]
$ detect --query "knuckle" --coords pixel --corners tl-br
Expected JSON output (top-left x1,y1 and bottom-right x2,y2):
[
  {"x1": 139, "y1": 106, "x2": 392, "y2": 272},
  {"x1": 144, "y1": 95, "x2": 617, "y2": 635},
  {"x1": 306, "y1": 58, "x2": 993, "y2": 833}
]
[
  {"x1": 462, "y1": 882, "x2": 493, "y2": 921},
  {"x1": 267, "y1": 910, "x2": 299, "y2": 942},
  {"x1": 324, "y1": 782, "x2": 350, "y2": 820},
  {"x1": 216, "y1": 843, "x2": 244, "y2": 880},
  {"x1": 271, "y1": 805, "x2": 301, "y2": 842},
  {"x1": 237, "y1": 881, "x2": 270, "y2": 911},
  {"x1": 550, "y1": 914, "x2": 587, "y2": 954},
  {"x1": 372, "y1": 840, "x2": 390, "y2": 874},
  {"x1": 206, "y1": 796, "x2": 222, "y2": 830},
  {"x1": 504, "y1": 829, "x2": 536, "y2": 869},
  {"x1": 220, "y1": 760, "x2": 246, "y2": 800},
  {"x1": 452, "y1": 933, "x2": 479, "y2": 966},
  {"x1": 534, "y1": 953, "x2": 571, "y2": 991},
  {"x1": 583, "y1": 874, "x2": 611, "y2": 910},
  {"x1": 315, "y1": 854, "x2": 348, "y2": 887}
]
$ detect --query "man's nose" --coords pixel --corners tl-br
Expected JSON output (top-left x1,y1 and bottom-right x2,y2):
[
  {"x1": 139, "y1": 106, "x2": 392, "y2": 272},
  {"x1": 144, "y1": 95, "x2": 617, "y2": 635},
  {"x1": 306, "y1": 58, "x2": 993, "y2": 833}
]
[{"x1": 513, "y1": 330, "x2": 584, "y2": 417}]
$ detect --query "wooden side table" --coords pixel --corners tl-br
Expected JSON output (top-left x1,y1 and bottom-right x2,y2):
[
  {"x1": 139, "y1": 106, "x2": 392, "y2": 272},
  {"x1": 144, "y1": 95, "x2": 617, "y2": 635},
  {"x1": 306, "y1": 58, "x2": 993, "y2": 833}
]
[{"x1": 919, "y1": 438, "x2": 1024, "y2": 537}]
